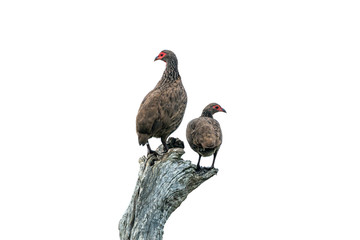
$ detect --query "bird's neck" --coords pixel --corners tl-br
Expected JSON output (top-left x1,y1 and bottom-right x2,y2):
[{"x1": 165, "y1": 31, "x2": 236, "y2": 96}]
[
  {"x1": 160, "y1": 58, "x2": 180, "y2": 83},
  {"x1": 201, "y1": 111, "x2": 213, "y2": 118}
]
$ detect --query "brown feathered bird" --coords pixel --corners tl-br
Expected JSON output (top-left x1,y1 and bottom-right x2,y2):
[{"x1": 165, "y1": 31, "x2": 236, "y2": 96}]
[
  {"x1": 136, "y1": 50, "x2": 187, "y2": 154},
  {"x1": 186, "y1": 103, "x2": 226, "y2": 170}
]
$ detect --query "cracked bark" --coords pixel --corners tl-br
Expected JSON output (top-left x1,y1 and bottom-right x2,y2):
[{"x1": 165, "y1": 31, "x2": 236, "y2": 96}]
[{"x1": 118, "y1": 138, "x2": 218, "y2": 240}]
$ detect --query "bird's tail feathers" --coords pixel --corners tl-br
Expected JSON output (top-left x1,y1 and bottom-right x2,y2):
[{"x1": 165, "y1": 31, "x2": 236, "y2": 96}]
[{"x1": 138, "y1": 133, "x2": 150, "y2": 146}]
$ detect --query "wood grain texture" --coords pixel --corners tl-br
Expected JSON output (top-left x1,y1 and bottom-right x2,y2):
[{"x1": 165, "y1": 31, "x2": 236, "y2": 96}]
[{"x1": 119, "y1": 138, "x2": 218, "y2": 240}]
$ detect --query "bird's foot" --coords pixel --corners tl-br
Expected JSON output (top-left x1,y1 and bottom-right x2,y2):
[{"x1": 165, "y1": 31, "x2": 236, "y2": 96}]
[
  {"x1": 198, "y1": 166, "x2": 215, "y2": 172},
  {"x1": 147, "y1": 149, "x2": 159, "y2": 157},
  {"x1": 166, "y1": 137, "x2": 185, "y2": 149},
  {"x1": 149, "y1": 157, "x2": 159, "y2": 166},
  {"x1": 146, "y1": 150, "x2": 160, "y2": 166}
]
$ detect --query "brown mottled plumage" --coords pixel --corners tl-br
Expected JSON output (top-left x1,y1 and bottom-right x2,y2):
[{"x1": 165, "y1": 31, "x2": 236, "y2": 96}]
[
  {"x1": 186, "y1": 103, "x2": 226, "y2": 169},
  {"x1": 136, "y1": 50, "x2": 187, "y2": 154}
]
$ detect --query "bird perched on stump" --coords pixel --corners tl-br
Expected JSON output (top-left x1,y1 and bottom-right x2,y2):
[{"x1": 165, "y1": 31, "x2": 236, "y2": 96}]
[
  {"x1": 136, "y1": 50, "x2": 187, "y2": 155},
  {"x1": 186, "y1": 103, "x2": 226, "y2": 170}
]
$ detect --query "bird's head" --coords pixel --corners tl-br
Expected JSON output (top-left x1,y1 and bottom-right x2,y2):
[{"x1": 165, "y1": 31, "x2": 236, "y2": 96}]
[
  {"x1": 154, "y1": 50, "x2": 177, "y2": 63},
  {"x1": 202, "y1": 103, "x2": 226, "y2": 117}
]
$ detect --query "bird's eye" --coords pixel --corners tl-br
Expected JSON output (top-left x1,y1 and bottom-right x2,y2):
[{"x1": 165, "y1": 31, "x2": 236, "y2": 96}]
[
  {"x1": 215, "y1": 106, "x2": 219, "y2": 109},
  {"x1": 160, "y1": 54, "x2": 164, "y2": 57}
]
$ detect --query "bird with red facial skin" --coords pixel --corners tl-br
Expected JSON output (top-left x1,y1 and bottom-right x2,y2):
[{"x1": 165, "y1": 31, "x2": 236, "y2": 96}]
[
  {"x1": 186, "y1": 103, "x2": 226, "y2": 170},
  {"x1": 136, "y1": 50, "x2": 187, "y2": 155}
]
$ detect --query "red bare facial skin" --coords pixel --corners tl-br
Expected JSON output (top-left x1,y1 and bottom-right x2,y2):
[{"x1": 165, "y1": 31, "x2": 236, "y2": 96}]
[
  {"x1": 213, "y1": 105, "x2": 227, "y2": 113},
  {"x1": 154, "y1": 52, "x2": 166, "y2": 61}
]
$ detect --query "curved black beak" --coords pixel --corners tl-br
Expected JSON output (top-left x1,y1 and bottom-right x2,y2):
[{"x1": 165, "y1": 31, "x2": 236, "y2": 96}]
[
  {"x1": 154, "y1": 56, "x2": 159, "y2": 61},
  {"x1": 222, "y1": 108, "x2": 227, "y2": 113}
]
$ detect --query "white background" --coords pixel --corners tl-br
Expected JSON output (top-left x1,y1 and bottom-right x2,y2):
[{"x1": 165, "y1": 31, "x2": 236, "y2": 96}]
[{"x1": 1, "y1": 0, "x2": 360, "y2": 239}]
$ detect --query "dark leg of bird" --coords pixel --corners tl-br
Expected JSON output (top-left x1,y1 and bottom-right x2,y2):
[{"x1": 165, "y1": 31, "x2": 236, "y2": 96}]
[
  {"x1": 211, "y1": 151, "x2": 218, "y2": 168},
  {"x1": 161, "y1": 137, "x2": 169, "y2": 153},
  {"x1": 196, "y1": 154, "x2": 202, "y2": 171},
  {"x1": 146, "y1": 142, "x2": 158, "y2": 156}
]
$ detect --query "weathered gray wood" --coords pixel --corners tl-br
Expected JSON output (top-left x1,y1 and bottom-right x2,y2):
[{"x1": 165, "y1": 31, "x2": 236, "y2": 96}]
[{"x1": 119, "y1": 138, "x2": 218, "y2": 240}]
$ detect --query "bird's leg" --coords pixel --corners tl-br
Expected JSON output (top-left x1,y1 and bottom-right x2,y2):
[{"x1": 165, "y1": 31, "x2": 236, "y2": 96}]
[
  {"x1": 196, "y1": 154, "x2": 202, "y2": 171},
  {"x1": 211, "y1": 150, "x2": 218, "y2": 168},
  {"x1": 161, "y1": 137, "x2": 169, "y2": 153},
  {"x1": 146, "y1": 142, "x2": 158, "y2": 156}
]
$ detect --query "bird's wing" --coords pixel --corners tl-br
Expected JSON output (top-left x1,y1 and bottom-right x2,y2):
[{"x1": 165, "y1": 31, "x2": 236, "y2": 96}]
[
  {"x1": 157, "y1": 82, "x2": 187, "y2": 127},
  {"x1": 136, "y1": 89, "x2": 162, "y2": 135}
]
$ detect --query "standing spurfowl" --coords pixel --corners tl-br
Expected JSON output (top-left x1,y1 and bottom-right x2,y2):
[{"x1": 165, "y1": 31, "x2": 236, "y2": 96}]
[
  {"x1": 186, "y1": 103, "x2": 226, "y2": 170},
  {"x1": 136, "y1": 50, "x2": 187, "y2": 155}
]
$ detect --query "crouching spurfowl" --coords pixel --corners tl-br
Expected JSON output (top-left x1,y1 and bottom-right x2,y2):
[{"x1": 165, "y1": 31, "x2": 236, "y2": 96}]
[
  {"x1": 136, "y1": 50, "x2": 187, "y2": 155},
  {"x1": 186, "y1": 103, "x2": 226, "y2": 170}
]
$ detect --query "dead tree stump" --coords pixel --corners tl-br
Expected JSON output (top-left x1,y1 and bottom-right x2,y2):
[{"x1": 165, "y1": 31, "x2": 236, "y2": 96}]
[{"x1": 119, "y1": 138, "x2": 218, "y2": 240}]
